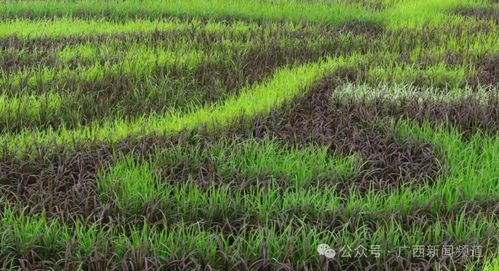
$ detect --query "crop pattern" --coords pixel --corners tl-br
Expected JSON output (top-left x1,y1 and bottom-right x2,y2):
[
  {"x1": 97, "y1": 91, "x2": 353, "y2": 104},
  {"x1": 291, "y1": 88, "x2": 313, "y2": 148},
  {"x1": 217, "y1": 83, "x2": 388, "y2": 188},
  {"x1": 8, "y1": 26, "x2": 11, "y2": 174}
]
[{"x1": 0, "y1": 0, "x2": 498, "y2": 270}]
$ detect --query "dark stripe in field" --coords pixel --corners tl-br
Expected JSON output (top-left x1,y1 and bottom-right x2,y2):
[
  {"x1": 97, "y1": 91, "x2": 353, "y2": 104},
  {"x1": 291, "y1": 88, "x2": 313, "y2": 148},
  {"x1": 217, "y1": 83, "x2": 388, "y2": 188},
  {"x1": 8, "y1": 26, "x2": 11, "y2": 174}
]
[
  {"x1": 468, "y1": 53, "x2": 499, "y2": 87},
  {"x1": 1, "y1": 198, "x2": 496, "y2": 271},
  {"x1": 455, "y1": 6, "x2": 499, "y2": 23}
]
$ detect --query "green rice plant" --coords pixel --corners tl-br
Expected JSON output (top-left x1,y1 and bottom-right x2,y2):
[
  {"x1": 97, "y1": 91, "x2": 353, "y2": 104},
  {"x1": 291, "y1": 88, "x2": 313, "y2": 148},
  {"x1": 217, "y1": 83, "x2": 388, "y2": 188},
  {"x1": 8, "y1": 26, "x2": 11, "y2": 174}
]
[
  {"x1": 0, "y1": 16, "x2": 358, "y2": 40},
  {"x1": 0, "y1": 206, "x2": 69, "y2": 257},
  {"x1": 418, "y1": 31, "x2": 499, "y2": 57},
  {"x1": 202, "y1": 139, "x2": 358, "y2": 184},
  {"x1": 0, "y1": 205, "x2": 117, "y2": 261},
  {"x1": 56, "y1": 42, "x2": 206, "y2": 66},
  {"x1": 479, "y1": 252, "x2": 499, "y2": 271},
  {"x1": 366, "y1": 63, "x2": 468, "y2": 88},
  {"x1": 379, "y1": 0, "x2": 488, "y2": 28},
  {"x1": 98, "y1": 156, "x2": 163, "y2": 212},
  {"x1": 0, "y1": 92, "x2": 63, "y2": 121},
  {"x1": 0, "y1": 18, "x2": 235, "y2": 38},
  {"x1": 159, "y1": 183, "x2": 344, "y2": 218}
]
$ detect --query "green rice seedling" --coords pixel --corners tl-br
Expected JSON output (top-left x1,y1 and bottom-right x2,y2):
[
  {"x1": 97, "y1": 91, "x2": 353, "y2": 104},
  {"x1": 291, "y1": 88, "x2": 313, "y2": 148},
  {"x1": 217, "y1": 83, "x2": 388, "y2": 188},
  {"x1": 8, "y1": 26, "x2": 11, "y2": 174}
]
[
  {"x1": 205, "y1": 139, "x2": 358, "y2": 185},
  {"x1": 0, "y1": 18, "x2": 219, "y2": 38},
  {"x1": 0, "y1": 92, "x2": 63, "y2": 122},
  {"x1": 98, "y1": 156, "x2": 163, "y2": 213},
  {"x1": 366, "y1": 63, "x2": 468, "y2": 88},
  {"x1": 0, "y1": 207, "x2": 68, "y2": 257},
  {"x1": 0, "y1": 16, "x2": 361, "y2": 41},
  {"x1": 416, "y1": 31, "x2": 499, "y2": 58},
  {"x1": 94, "y1": 135, "x2": 357, "y2": 221},
  {"x1": 479, "y1": 252, "x2": 499, "y2": 271},
  {"x1": 380, "y1": 0, "x2": 488, "y2": 28},
  {"x1": 0, "y1": 204, "x2": 116, "y2": 263}
]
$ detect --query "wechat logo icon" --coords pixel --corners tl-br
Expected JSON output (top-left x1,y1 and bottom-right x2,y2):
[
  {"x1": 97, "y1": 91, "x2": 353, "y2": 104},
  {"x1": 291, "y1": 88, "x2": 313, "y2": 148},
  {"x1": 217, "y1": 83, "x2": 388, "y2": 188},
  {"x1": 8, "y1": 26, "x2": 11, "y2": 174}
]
[{"x1": 317, "y1": 244, "x2": 336, "y2": 259}]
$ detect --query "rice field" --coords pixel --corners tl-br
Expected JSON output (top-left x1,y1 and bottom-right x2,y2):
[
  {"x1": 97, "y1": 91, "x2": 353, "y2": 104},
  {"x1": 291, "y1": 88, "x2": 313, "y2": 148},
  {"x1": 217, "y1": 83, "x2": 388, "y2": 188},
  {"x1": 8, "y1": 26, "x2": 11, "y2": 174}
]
[{"x1": 0, "y1": 0, "x2": 498, "y2": 270}]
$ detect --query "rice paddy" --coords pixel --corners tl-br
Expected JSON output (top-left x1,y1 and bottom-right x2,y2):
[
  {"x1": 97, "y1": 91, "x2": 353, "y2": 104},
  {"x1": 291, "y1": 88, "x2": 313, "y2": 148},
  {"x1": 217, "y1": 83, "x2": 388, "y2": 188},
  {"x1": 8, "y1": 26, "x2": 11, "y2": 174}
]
[{"x1": 0, "y1": 0, "x2": 497, "y2": 270}]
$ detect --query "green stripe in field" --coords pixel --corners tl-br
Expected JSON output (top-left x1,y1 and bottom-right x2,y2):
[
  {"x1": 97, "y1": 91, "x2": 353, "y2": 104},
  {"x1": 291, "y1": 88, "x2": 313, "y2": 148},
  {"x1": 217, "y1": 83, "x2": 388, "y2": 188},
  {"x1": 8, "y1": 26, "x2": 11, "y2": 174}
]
[
  {"x1": 98, "y1": 156, "x2": 162, "y2": 213},
  {"x1": 0, "y1": 0, "x2": 497, "y2": 269},
  {"x1": 367, "y1": 63, "x2": 469, "y2": 88},
  {"x1": 0, "y1": 93, "x2": 63, "y2": 121},
  {"x1": 414, "y1": 32, "x2": 499, "y2": 59},
  {"x1": 0, "y1": 0, "x2": 377, "y2": 24},
  {"x1": 0, "y1": 56, "x2": 357, "y2": 154},
  {"x1": 98, "y1": 139, "x2": 358, "y2": 212},
  {"x1": 379, "y1": 0, "x2": 489, "y2": 28},
  {"x1": 0, "y1": 18, "x2": 265, "y2": 38},
  {"x1": 207, "y1": 139, "x2": 358, "y2": 184},
  {"x1": 4, "y1": 126, "x2": 495, "y2": 265}
]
